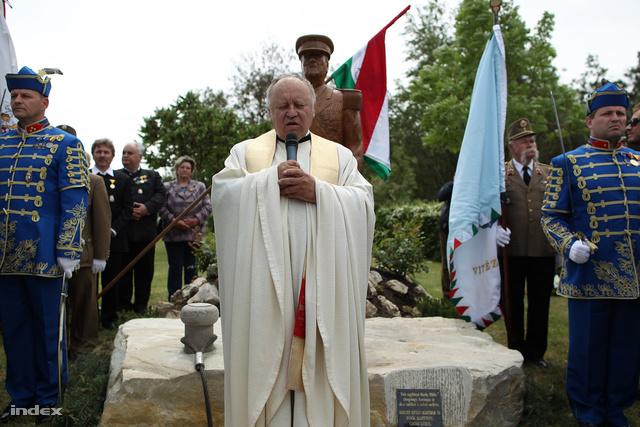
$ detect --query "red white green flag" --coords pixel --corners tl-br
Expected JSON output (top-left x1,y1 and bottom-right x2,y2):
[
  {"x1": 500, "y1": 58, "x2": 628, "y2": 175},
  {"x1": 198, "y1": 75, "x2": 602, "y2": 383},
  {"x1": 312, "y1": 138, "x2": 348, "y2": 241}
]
[{"x1": 331, "y1": 5, "x2": 410, "y2": 180}]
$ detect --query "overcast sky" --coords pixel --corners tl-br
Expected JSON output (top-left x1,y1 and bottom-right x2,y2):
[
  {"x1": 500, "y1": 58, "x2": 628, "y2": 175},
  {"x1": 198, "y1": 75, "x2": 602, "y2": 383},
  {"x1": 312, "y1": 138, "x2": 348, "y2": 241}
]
[{"x1": 4, "y1": 0, "x2": 638, "y2": 168}]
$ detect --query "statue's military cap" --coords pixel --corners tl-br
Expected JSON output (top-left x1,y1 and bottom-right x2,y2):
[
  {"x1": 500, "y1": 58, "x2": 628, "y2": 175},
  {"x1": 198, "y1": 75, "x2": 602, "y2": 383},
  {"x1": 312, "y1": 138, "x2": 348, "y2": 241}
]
[
  {"x1": 586, "y1": 81, "x2": 629, "y2": 116},
  {"x1": 5, "y1": 66, "x2": 52, "y2": 96},
  {"x1": 296, "y1": 34, "x2": 334, "y2": 59},
  {"x1": 508, "y1": 117, "x2": 536, "y2": 141}
]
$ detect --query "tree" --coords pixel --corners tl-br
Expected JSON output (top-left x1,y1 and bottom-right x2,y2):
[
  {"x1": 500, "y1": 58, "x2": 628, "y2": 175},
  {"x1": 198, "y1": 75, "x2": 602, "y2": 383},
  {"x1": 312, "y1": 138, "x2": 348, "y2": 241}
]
[
  {"x1": 139, "y1": 89, "x2": 246, "y2": 185},
  {"x1": 572, "y1": 55, "x2": 608, "y2": 103},
  {"x1": 373, "y1": 1, "x2": 456, "y2": 203},
  {"x1": 230, "y1": 41, "x2": 298, "y2": 126},
  {"x1": 405, "y1": 0, "x2": 585, "y2": 170},
  {"x1": 625, "y1": 51, "x2": 640, "y2": 106}
]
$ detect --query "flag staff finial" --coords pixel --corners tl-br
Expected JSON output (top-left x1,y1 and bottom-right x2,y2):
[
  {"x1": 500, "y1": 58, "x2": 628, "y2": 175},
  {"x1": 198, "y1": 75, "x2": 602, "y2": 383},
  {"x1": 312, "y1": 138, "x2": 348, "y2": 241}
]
[{"x1": 490, "y1": 0, "x2": 502, "y2": 25}]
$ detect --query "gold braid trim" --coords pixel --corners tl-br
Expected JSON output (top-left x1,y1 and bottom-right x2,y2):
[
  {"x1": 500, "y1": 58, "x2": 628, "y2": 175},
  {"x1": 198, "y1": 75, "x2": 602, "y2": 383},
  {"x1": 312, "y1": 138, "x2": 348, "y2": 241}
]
[
  {"x1": 541, "y1": 216, "x2": 574, "y2": 254},
  {"x1": 0, "y1": 221, "x2": 60, "y2": 276},
  {"x1": 57, "y1": 200, "x2": 87, "y2": 257}
]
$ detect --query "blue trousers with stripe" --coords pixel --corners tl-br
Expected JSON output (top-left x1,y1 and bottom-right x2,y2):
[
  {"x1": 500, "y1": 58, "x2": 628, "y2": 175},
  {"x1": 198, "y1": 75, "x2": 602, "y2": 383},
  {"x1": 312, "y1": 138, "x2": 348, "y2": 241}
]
[
  {"x1": 0, "y1": 275, "x2": 67, "y2": 407},
  {"x1": 567, "y1": 298, "x2": 640, "y2": 427}
]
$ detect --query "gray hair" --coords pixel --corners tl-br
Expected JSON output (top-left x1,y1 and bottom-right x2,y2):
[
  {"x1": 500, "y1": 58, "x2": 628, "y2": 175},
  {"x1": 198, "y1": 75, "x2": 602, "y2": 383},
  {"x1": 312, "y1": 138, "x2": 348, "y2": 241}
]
[
  {"x1": 265, "y1": 73, "x2": 316, "y2": 109},
  {"x1": 125, "y1": 141, "x2": 145, "y2": 156}
]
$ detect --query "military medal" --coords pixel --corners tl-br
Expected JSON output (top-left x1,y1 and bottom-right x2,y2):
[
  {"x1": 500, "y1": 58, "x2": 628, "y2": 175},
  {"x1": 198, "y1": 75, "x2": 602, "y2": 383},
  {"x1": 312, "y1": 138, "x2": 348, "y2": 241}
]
[
  {"x1": 109, "y1": 178, "x2": 116, "y2": 189},
  {"x1": 109, "y1": 195, "x2": 115, "y2": 202}
]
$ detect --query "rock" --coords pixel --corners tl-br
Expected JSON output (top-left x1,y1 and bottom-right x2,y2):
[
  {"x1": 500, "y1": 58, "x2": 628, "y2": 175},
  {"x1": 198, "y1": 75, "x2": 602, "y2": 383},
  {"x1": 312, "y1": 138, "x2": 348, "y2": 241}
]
[
  {"x1": 377, "y1": 295, "x2": 401, "y2": 317},
  {"x1": 367, "y1": 317, "x2": 524, "y2": 427},
  {"x1": 368, "y1": 280, "x2": 378, "y2": 297},
  {"x1": 400, "y1": 305, "x2": 422, "y2": 317},
  {"x1": 102, "y1": 318, "x2": 523, "y2": 427},
  {"x1": 367, "y1": 271, "x2": 428, "y2": 319},
  {"x1": 410, "y1": 283, "x2": 429, "y2": 299},
  {"x1": 190, "y1": 277, "x2": 207, "y2": 287},
  {"x1": 386, "y1": 279, "x2": 409, "y2": 295},
  {"x1": 366, "y1": 300, "x2": 378, "y2": 318},
  {"x1": 187, "y1": 282, "x2": 220, "y2": 307},
  {"x1": 369, "y1": 270, "x2": 384, "y2": 286},
  {"x1": 154, "y1": 302, "x2": 179, "y2": 319},
  {"x1": 101, "y1": 319, "x2": 225, "y2": 426},
  {"x1": 169, "y1": 278, "x2": 219, "y2": 308},
  {"x1": 404, "y1": 275, "x2": 416, "y2": 285}
]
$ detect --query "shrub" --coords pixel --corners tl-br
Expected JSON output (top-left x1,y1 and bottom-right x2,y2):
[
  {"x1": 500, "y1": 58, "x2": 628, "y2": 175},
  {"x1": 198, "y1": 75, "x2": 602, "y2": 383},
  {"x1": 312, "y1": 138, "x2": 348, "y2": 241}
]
[
  {"x1": 195, "y1": 232, "x2": 217, "y2": 280},
  {"x1": 373, "y1": 201, "x2": 442, "y2": 276},
  {"x1": 417, "y1": 297, "x2": 460, "y2": 318}
]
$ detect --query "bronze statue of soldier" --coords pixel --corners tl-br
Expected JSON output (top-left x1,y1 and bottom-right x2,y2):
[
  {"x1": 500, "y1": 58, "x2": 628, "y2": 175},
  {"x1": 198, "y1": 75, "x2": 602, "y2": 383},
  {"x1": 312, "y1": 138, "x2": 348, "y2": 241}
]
[{"x1": 296, "y1": 34, "x2": 363, "y2": 167}]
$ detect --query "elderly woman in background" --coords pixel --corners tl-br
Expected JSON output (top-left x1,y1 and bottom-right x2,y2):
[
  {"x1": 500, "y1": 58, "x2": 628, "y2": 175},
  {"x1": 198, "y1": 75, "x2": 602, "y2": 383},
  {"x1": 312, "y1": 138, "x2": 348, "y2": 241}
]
[{"x1": 160, "y1": 156, "x2": 212, "y2": 298}]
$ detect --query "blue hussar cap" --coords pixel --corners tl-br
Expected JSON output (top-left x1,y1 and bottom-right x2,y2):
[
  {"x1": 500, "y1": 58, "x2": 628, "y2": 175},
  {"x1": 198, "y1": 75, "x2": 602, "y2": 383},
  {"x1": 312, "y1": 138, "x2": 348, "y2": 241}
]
[
  {"x1": 5, "y1": 66, "x2": 52, "y2": 96},
  {"x1": 586, "y1": 81, "x2": 629, "y2": 116}
]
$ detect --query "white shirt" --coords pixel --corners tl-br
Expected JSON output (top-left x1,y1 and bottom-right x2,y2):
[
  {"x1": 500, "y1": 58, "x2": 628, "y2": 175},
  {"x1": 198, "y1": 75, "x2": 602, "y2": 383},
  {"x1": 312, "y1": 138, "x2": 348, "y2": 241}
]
[
  {"x1": 90, "y1": 165, "x2": 115, "y2": 177},
  {"x1": 511, "y1": 159, "x2": 534, "y2": 181}
]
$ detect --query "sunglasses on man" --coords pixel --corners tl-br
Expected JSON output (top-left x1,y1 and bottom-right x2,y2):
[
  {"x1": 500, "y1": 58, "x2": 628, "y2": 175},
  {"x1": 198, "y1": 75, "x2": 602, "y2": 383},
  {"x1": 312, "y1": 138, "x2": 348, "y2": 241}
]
[{"x1": 629, "y1": 117, "x2": 640, "y2": 127}]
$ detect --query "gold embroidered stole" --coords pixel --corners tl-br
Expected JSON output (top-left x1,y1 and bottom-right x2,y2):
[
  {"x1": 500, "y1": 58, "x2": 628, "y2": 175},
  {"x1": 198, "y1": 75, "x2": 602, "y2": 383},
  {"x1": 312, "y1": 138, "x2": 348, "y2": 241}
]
[{"x1": 245, "y1": 129, "x2": 339, "y2": 184}]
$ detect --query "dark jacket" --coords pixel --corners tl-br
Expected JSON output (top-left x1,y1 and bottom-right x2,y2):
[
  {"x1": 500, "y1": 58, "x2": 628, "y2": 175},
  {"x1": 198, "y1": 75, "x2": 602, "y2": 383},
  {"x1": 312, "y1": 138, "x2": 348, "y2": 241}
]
[
  {"x1": 120, "y1": 168, "x2": 166, "y2": 242},
  {"x1": 97, "y1": 169, "x2": 133, "y2": 253}
]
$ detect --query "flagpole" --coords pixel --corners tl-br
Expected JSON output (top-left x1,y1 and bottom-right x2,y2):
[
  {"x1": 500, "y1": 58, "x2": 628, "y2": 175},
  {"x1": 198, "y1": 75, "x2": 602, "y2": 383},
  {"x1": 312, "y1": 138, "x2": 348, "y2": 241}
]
[
  {"x1": 324, "y1": 5, "x2": 410, "y2": 85},
  {"x1": 490, "y1": 0, "x2": 515, "y2": 347},
  {"x1": 379, "y1": 5, "x2": 411, "y2": 34}
]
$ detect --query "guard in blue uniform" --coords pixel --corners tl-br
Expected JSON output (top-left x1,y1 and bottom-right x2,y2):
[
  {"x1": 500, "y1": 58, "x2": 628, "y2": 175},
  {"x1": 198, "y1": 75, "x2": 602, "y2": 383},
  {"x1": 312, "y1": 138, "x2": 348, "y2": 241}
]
[
  {"x1": 0, "y1": 66, "x2": 89, "y2": 421},
  {"x1": 541, "y1": 82, "x2": 640, "y2": 427}
]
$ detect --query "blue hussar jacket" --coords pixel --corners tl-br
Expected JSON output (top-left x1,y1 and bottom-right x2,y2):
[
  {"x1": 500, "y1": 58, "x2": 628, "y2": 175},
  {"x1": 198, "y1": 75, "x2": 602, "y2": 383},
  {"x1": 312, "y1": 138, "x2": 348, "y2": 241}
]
[
  {"x1": 0, "y1": 118, "x2": 89, "y2": 277},
  {"x1": 541, "y1": 138, "x2": 640, "y2": 299}
]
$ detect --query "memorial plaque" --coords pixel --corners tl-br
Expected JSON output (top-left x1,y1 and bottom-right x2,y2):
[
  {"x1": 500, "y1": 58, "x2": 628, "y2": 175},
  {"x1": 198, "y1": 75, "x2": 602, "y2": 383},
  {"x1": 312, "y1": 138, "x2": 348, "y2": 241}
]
[{"x1": 396, "y1": 388, "x2": 443, "y2": 427}]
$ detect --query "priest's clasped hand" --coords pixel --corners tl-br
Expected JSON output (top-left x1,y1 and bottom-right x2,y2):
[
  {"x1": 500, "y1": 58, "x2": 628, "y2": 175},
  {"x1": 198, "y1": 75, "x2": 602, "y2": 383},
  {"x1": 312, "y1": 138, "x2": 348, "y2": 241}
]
[{"x1": 278, "y1": 160, "x2": 316, "y2": 203}]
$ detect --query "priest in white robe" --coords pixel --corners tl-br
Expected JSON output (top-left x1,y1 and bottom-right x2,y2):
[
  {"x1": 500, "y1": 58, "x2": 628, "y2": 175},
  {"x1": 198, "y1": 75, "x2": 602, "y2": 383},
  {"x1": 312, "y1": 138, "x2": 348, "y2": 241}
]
[{"x1": 212, "y1": 74, "x2": 374, "y2": 426}]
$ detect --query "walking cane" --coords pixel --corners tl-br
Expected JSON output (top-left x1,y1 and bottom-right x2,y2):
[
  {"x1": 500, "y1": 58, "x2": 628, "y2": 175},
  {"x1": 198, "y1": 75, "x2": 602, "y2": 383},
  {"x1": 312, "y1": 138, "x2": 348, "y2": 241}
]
[
  {"x1": 98, "y1": 184, "x2": 213, "y2": 299},
  {"x1": 57, "y1": 274, "x2": 69, "y2": 405}
]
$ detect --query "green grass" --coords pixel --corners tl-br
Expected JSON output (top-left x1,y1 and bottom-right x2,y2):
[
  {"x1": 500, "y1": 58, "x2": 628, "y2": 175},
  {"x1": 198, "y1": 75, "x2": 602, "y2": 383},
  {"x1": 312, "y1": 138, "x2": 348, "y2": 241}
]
[
  {"x1": 414, "y1": 261, "x2": 640, "y2": 426},
  {"x1": 2, "y1": 257, "x2": 640, "y2": 425}
]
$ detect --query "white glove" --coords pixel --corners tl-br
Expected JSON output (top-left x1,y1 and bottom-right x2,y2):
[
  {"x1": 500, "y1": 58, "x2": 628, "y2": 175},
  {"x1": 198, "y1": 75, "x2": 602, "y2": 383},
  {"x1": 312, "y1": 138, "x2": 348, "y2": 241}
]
[
  {"x1": 496, "y1": 226, "x2": 511, "y2": 247},
  {"x1": 92, "y1": 259, "x2": 107, "y2": 274},
  {"x1": 569, "y1": 240, "x2": 591, "y2": 264},
  {"x1": 57, "y1": 257, "x2": 80, "y2": 279}
]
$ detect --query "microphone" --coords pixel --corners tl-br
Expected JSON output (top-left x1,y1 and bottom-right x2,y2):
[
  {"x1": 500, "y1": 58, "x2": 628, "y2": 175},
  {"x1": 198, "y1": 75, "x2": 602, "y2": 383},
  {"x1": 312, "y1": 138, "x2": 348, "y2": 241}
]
[{"x1": 285, "y1": 133, "x2": 298, "y2": 161}]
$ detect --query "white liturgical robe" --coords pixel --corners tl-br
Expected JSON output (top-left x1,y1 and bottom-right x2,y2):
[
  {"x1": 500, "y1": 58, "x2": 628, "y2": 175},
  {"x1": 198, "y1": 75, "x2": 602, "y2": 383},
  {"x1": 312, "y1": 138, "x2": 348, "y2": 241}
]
[{"x1": 212, "y1": 131, "x2": 374, "y2": 426}]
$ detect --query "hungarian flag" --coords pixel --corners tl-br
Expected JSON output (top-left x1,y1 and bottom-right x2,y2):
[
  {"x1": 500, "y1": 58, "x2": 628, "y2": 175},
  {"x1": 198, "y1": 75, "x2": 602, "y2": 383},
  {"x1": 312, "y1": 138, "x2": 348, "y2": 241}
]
[
  {"x1": 331, "y1": 6, "x2": 410, "y2": 180},
  {"x1": 447, "y1": 24, "x2": 507, "y2": 329},
  {"x1": 0, "y1": 8, "x2": 17, "y2": 129}
]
